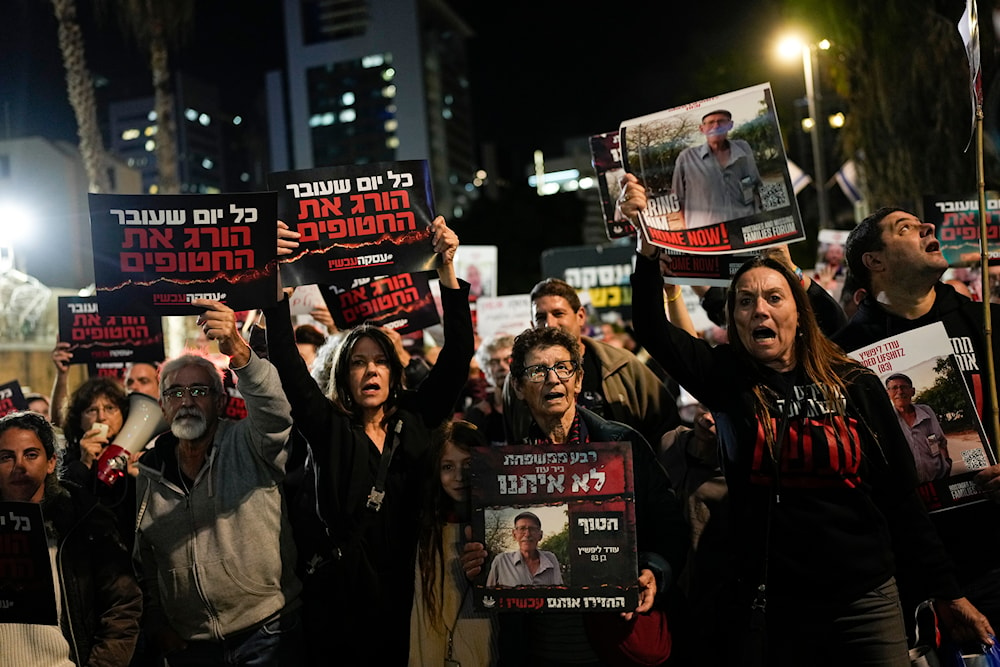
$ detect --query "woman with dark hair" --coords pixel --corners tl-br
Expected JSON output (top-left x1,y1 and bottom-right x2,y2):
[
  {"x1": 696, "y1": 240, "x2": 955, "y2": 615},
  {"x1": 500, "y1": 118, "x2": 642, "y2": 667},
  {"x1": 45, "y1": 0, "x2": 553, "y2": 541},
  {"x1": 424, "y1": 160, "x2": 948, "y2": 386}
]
[
  {"x1": 621, "y1": 168, "x2": 991, "y2": 665},
  {"x1": 410, "y1": 420, "x2": 497, "y2": 665},
  {"x1": 264, "y1": 216, "x2": 474, "y2": 664},
  {"x1": 63, "y1": 377, "x2": 128, "y2": 484}
]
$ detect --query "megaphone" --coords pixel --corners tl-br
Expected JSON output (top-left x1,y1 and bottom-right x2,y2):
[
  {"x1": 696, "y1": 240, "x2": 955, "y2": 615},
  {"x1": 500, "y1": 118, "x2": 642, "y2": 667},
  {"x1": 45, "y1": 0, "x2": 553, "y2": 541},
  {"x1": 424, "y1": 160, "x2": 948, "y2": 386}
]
[{"x1": 96, "y1": 392, "x2": 168, "y2": 486}]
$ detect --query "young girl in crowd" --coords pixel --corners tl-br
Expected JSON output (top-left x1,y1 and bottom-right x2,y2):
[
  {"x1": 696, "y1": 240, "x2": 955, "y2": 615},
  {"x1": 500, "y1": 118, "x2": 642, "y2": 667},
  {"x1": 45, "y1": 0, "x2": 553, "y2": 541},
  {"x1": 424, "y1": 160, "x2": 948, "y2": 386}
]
[{"x1": 410, "y1": 421, "x2": 497, "y2": 666}]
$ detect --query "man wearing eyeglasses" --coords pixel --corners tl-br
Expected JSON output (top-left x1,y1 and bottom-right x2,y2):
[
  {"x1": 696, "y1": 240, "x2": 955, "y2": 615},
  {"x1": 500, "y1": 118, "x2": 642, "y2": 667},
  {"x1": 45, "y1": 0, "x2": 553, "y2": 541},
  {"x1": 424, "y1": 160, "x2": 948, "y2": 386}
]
[
  {"x1": 486, "y1": 511, "x2": 563, "y2": 587},
  {"x1": 134, "y1": 299, "x2": 303, "y2": 666},
  {"x1": 671, "y1": 109, "x2": 763, "y2": 230}
]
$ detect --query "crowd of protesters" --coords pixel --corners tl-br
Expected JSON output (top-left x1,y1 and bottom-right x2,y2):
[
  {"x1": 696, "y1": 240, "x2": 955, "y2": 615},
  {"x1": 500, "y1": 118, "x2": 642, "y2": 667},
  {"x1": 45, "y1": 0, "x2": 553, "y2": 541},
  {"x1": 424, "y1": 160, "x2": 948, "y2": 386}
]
[{"x1": 4, "y1": 183, "x2": 1000, "y2": 667}]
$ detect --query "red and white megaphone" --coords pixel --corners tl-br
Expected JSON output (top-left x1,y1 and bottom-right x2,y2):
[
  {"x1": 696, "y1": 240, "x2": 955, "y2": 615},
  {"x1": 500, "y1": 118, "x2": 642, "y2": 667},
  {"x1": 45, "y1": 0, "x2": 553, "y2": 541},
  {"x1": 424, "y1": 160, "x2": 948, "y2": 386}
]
[{"x1": 96, "y1": 392, "x2": 168, "y2": 486}]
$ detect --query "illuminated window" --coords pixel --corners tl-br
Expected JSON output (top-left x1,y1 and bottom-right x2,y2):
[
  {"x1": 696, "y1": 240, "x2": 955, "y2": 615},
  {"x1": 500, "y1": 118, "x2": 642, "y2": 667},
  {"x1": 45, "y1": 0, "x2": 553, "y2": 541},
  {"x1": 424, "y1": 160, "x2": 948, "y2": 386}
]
[
  {"x1": 382, "y1": 85, "x2": 397, "y2": 98},
  {"x1": 339, "y1": 109, "x2": 356, "y2": 123},
  {"x1": 342, "y1": 92, "x2": 355, "y2": 105},
  {"x1": 121, "y1": 129, "x2": 141, "y2": 141},
  {"x1": 185, "y1": 108, "x2": 198, "y2": 122}
]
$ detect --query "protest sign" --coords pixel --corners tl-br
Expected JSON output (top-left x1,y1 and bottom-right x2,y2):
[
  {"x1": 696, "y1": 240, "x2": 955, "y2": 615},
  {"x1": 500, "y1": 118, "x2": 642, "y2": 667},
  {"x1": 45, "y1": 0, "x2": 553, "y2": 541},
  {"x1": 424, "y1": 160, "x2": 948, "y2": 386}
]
[
  {"x1": 620, "y1": 82, "x2": 803, "y2": 254},
  {"x1": 472, "y1": 442, "x2": 639, "y2": 613},
  {"x1": 589, "y1": 131, "x2": 635, "y2": 240},
  {"x1": 541, "y1": 244, "x2": 634, "y2": 321},
  {"x1": 321, "y1": 272, "x2": 440, "y2": 335},
  {"x1": 0, "y1": 381, "x2": 28, "y2": 418},
  {"x1": 454, "y1": 245, "x2": 497, "y2": 301},
  {"x1": 474, "y1": 295, "x2": 531, "y2": 342},
  {"x1": 849, "y1": 322, "x2": 994, "y2": 512},
  {"x1": 287, "y1": 284, "x2": 325, "y2": 317},
  {"x1": 0, "y1": 502, "x2": 56, "y2": 624},
  {"x1": 922, "y1": 193, "x2": 1000, "y2": 266},
  {"x1": 58, "y1": 296, "x2": 164, "y2": 366},
  {"x1": 269, "y1": 160, "x2": 438, "y2": 286},
  {"x1": 89, "y1": 192, "x2": 278, "y2": 315}
]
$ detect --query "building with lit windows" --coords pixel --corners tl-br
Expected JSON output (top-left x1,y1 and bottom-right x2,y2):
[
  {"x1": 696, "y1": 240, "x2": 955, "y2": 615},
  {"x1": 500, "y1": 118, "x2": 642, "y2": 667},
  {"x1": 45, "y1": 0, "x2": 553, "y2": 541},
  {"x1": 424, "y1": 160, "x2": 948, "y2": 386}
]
[
  {"x1": 107, "y1": 73, "x2": 252, "y2": 195},
  {"x1": 267, "y1": 0, "x2": 478, "y2": 218}
]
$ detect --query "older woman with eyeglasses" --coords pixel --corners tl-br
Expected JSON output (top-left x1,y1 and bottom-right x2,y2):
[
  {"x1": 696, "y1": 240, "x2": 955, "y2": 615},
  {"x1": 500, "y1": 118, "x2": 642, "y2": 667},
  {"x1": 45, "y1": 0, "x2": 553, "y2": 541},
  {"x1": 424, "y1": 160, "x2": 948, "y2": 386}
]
[{"x1": 463, "y1": 326, "x2": 685, "y2": 666}]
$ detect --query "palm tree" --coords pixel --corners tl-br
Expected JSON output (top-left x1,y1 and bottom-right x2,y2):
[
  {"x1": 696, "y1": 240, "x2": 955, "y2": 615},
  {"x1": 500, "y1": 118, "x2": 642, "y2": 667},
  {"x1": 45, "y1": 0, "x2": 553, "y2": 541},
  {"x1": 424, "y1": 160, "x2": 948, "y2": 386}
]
[
  {"x1": 50, "y1": 0, "x2": 110, "y2": 193},
  {"x1": 102, "y1": 0, "x2": 195, "y2": 195}
]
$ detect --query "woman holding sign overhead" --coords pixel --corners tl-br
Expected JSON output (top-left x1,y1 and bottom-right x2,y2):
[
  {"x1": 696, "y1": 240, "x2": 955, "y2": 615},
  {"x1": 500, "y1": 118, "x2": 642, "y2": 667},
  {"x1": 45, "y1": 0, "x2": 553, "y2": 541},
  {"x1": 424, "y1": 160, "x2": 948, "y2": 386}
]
[
  {"x1": 264, "y1": 216, "x2": 473, "y2": 664},
  {"x1": 620, "y1": 174, "x2": 992, "y2": 666}
]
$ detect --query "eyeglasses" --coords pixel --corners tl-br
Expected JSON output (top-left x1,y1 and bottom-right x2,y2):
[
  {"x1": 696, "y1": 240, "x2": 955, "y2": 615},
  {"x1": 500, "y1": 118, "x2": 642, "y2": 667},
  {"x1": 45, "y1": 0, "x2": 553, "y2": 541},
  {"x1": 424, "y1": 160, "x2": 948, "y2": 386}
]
[
  {"x1": 162, "y1": 385, "x2": 213, "y2": 401},
  {"x1": 521, "y1": 360, "x2": 579, "y2": 383},
  {"x1": 514, "y1": 525, "x2": 540, "y2": 534},
  {"x1": 83, "y1": 404, "x2": 121, "y2": 418}
]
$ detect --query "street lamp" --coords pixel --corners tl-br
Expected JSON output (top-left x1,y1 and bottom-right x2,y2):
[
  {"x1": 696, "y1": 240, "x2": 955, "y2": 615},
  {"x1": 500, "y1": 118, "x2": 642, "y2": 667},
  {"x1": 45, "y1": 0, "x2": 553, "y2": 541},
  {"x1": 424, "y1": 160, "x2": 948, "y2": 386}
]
[
  {"x1": 0, "y1": 202, "x2": 32, "y2": 273},
  {"x1": 778, "y1": 36, "x2": 832, "y2": 228}
]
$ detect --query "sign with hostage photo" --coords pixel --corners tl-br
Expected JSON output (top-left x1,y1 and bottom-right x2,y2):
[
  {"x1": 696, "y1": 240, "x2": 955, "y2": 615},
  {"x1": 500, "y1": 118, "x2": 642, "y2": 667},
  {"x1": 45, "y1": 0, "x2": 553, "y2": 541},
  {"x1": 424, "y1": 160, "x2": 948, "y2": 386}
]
[
  {"x1": 620, "y1": 82, "x2": 804, "y2": 254},
  {"x1": 471, "y1": 442, "x2": 639, "y2": 613}
]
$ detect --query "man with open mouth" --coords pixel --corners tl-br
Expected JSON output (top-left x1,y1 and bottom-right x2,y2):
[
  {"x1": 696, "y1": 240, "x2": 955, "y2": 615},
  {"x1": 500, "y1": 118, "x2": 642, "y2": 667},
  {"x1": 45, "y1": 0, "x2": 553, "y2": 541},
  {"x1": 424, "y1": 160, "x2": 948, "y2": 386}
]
[{"x1": 834, "y1": 206, "x2": 1000, "y2": 642}]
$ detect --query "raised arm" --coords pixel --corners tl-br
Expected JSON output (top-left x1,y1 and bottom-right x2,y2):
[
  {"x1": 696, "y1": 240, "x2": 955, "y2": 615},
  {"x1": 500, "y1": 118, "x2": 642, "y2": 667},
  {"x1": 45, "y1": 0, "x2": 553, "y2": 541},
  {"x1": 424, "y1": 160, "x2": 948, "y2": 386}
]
[{"x1": 195, "y1": 299, "x2": 292, "y2": 464}]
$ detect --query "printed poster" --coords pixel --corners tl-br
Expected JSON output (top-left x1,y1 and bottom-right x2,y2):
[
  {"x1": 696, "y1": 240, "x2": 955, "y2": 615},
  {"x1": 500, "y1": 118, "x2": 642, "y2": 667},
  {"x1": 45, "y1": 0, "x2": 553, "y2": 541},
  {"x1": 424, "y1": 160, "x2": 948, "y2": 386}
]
[
  {"x1": 320, "y1": 272, "x2": 440, "y2": 335},
  {"x1": 848, "y1": 322, "x2": 994, "y2": 512},
  {"x1": 89, "y1": 192, "x2": 278, "y2": 315},
  {"x1": 287, "y1": 284, "x2": 325, "y2": 317},
  {"x1": 474, "y1": 294, "x2": 532, "y2": 342},
  {"x1": 540, "y1": 244, "x2": 635, "y2": 321},
  {"x1": 58, "y1": 296, "x2": 164, "y2": 366},
  {"x1": 472, "y1": 442, "x2": 639, "y2": 613},
  {"x1": 269, "y1": 160, "x2": 438, "y2": 286},
  {"x1": 454, "y1": 245, "x2": 498, "y2": 301},
  {"x1": 0, "y1": 381, "x2": 29, "y2": 418},
  {"x1": 0, "y1": 502, "x2": 57, "y2": 624},
  {"x1": 620, "y1": 82, "x2": 804, "y2": 254},
  {"x1": 922, "y1": 193, "x2": 1000, "y2": 266},
  {"x1": 589, "y1": 131, "x2": 635, "y2": 240}
]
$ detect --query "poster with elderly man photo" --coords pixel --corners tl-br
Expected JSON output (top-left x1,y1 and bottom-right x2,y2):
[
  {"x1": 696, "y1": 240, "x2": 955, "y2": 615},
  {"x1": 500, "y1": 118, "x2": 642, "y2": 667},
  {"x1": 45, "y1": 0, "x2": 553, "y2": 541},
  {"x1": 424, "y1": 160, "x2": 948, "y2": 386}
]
[
  {"x1": 848, "y1": 322, "x2": 994, "y2": 513},
  {"x1": 620, "y1": 82, "x2": 803, "y2": 254}
]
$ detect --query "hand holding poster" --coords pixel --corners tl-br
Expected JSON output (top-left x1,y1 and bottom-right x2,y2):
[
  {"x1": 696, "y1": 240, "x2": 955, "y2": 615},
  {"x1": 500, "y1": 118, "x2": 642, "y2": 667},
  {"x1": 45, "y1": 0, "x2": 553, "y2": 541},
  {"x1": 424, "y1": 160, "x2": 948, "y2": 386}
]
[
  {"x1": 57, "y1": 296, "x2": 164, "y2": 365},
  {"x1": 848, "y1": 322, "x2": 995, "y2": 512},
  {"x1": 620, "y1": 83, "x2": 803, "y2": 254},
  {"x1": 90, "y1": 192, "x2": 278, "y2": 315},
  {"x1": 472, "y1": 442, "x2": 639, "y2": 613},
  {"x1": 268, "y1": 160, "x2": 438, "y2": 286}
]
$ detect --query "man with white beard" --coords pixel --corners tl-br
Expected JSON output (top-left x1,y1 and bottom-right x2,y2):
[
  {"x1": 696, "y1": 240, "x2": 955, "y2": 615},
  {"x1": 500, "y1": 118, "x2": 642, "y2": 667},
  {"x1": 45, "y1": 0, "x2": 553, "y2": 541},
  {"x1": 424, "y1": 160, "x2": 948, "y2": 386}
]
[{"x1": 134, "y1": 299, "x2": 303, "y2": 665}]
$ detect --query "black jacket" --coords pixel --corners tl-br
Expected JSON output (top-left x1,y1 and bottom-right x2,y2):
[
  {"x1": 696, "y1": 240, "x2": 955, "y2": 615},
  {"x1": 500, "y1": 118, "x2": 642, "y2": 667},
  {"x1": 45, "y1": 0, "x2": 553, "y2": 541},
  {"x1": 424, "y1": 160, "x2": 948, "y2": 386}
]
[
  {"x1": 44, "y1": 480, "x2": 142, "y2": 666},
  {"x1": 833, "y1": 283, "x2": 1000, "y2": 589}
]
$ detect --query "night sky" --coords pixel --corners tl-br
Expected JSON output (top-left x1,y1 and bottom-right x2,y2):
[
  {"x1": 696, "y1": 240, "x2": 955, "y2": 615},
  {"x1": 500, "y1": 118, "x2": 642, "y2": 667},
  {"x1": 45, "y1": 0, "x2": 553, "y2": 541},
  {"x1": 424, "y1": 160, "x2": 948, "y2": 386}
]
[{"x1": 1, "y1": 0, "x2": 796, "y2": 181}]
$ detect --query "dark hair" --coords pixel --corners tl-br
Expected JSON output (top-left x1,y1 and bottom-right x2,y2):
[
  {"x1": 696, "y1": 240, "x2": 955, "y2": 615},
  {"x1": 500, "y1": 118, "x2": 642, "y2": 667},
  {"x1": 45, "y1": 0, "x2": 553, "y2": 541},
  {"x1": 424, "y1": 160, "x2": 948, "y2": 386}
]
[
  {"x1": 330, "y1": 325, "x2": 405, "y2": 418},
  {"x1": 845, "y1": 207, "x2": 907, "y2": 291},
  {"x1": 25, "y1": 392, "x2": 50, "y2": 406},
  {"x1": 65, "y1": 377, "x2": 128, "y2": 444},
  {"x1": 416, "y1": 420, "x2": 485, "y2": 628},
  {"x1": 513, "y1": 511, "x2": 542, "y2": 528},
  {"x1": 0, "y1": 411, "x2": 57, "y2": 459},
  {"x1": 510, "y1": 327, "x2": 582, "y2": 386},
  {"x1": 530, "y1": 278, "x2": 582, "y2": 312},
  {"x1": 885, "y1": 373, "x2": 913, "y2": 387},
  {"x1": 725, "y1": 253, "x2": 866, "y2": 451},
  {"x1": 294, "y1": 324, "x2": 327, "y2": 348}
]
